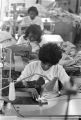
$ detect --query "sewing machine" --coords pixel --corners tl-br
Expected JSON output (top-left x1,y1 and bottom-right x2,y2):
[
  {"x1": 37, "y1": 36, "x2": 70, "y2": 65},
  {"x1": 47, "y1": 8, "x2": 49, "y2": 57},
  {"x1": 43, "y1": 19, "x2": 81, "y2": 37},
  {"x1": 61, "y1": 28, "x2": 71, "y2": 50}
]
[{"x1": 0, "y1": 35, "x2": 81, "y2": 120}]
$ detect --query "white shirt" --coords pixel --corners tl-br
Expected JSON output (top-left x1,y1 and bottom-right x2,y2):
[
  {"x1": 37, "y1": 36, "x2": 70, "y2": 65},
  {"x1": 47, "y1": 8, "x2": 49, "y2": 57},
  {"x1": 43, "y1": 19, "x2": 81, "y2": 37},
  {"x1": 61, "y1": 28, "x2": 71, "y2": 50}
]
[
  {"x1": 20, "y1": 16, "x2": 44, "y2": 30},
  {"x1": 17, "y1": 60, "x2": 70, "y2": 85}
]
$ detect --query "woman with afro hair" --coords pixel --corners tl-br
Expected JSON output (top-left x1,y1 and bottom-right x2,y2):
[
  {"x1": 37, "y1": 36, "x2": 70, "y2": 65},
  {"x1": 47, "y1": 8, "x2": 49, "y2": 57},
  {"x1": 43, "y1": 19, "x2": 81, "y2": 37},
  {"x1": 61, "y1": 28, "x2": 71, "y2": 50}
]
[{"x1": 16, "y1": 43, "x2": 77, "y2": 99}]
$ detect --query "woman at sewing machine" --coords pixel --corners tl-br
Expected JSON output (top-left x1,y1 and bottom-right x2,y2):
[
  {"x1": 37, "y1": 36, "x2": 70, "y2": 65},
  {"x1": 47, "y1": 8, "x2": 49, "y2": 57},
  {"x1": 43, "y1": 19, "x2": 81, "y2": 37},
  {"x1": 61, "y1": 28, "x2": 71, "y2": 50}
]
[
  {"x1": 17, "y1": 24, "x2": 42, "y2": 59},
  {"x1": 16, "y1": 43, "x2": 77, "y2": 99}
]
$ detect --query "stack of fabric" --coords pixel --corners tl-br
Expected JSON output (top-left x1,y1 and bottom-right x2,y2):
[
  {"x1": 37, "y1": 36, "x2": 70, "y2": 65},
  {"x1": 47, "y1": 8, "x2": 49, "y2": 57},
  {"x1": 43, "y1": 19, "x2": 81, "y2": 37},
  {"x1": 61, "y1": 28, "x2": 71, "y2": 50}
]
[
  {"x1": 60, "y1": 41, "x2": 81, "y2": 67},
  {"x1": 61, "y1": 41, "x2": 76, "y2": 53}
]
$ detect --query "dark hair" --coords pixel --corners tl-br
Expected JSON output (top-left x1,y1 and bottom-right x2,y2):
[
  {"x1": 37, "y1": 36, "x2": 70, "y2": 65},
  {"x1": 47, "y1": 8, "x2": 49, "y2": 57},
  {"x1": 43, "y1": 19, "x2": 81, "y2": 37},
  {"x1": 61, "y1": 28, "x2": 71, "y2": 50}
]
[
  {"x1": 39, "y1": 43, "x2": 62, "y2": 65},
  {"x1": 24, "y1": 24, "x2": 42, "y2": 43},
  {"x1": 28, "y1": 6, "x2": 38, "y2": 16}
]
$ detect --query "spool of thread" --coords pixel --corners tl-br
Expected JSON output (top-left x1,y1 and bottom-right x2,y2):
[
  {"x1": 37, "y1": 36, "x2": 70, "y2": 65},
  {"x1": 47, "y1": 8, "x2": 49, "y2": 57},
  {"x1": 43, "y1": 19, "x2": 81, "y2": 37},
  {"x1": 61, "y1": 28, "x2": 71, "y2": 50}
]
[
  {"x1": 6, "y1": 102, "x2": 12, "y2": 110},
  {"x1": 0, "y1": 100, "x2": 4, "y2": 110},
  {"x1": 9, "y1": 82, "x2": 16, "y2": 101}
]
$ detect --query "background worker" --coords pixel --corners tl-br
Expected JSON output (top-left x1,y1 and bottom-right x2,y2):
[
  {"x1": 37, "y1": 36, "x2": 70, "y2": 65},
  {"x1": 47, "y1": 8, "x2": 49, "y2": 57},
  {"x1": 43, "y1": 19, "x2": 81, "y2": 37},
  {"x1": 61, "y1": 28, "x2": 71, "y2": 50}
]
[{"x1": 18, "y1": 6, "x2": 44, "y2": 37}]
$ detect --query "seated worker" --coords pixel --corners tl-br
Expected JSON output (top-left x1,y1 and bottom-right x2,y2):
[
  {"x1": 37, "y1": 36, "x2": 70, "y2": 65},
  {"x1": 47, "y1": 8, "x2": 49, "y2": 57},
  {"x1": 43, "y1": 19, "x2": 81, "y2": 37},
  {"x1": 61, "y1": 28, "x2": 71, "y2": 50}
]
[
  {"x1": 18, "y1": 6, "x2": 44, "y2": 36},
  {"x1": 16, "y1": 43, "x2": 77, "y2": 99},
  {"x1": 17, "y1": 24, "x2": 42, "y2": 59}
]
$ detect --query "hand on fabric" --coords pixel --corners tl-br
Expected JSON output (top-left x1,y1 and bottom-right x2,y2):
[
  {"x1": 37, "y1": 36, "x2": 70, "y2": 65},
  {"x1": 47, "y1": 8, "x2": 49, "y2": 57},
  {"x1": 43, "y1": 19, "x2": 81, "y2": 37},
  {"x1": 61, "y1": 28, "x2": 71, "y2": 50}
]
[{"x1": 27, "y1": 88, "x2": 39, "y2": 99}]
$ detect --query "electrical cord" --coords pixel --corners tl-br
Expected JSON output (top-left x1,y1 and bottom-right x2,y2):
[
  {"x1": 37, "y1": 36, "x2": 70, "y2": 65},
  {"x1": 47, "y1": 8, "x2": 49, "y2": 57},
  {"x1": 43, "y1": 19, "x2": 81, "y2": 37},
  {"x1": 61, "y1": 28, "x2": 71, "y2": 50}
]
[
  {"x1": 10, "y1": 102, "x2": 25, "y2": 118},
  {"x1": 0, "y1": 98, "x2": 25, "y2": 117}
]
